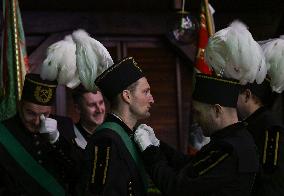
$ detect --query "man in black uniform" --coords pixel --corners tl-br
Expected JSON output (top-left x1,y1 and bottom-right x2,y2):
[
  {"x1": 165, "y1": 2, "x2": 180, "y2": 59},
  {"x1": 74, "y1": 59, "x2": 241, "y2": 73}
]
[
  {"x1": 134, "y1": 73, "x2": 259, "y2": 196},
  {"x1": 237, "y1": 38, "x2": 284, "y2": 195},
  {"x1": 72, "y1": 85, "x2": 106, "y2": 149},
  {"x1": 0, "y1": 73, "x2": 81, "y2": 196},
  {"x1": 82, "y1": 57, "x2": 154, "y2": 195}
]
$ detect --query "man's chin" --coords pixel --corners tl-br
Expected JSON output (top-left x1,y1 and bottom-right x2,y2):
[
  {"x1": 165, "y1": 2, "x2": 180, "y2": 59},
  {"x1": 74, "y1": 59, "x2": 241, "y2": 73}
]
[{"x1": 138, "y1": 112, "x2": 151, "y2": 120}]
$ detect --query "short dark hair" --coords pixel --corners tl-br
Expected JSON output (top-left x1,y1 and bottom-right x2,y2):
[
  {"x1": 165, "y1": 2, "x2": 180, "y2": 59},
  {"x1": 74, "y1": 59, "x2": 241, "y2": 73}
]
[
  {"x1": 72, "y1": 84, "x2": 99, "y2": 105},
  {"x1": 239, "y1": 81, "x2": 275, "y2": 107},
  {"x1": 109, "y1": 80, "x2": 139, "y2": 109}
]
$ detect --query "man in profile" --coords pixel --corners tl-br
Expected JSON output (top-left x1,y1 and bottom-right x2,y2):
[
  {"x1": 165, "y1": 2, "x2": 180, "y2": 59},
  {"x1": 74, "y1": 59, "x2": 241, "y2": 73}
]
[
  {"x1": 134, "y1": 73, "x2": 259, "y2": 196},
  {"x1": 82, "y1": 57, "x2": 154, "y2": 196}
]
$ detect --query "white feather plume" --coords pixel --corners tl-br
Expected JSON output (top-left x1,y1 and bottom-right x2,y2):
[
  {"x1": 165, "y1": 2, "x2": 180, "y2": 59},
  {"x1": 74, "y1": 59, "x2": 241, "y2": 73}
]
[
  {"x1": 40, "y1": 35, "x2": 80, "y2": 88},
  {"x1": 262, "y1": 39, "x2": 284, "y2": 93},
  {"x1": 71, "y1": 29, "x2": 113, "y2": 91},
  {"x1": 205, "y1": 20, "x2": 267, "y2": 84}
]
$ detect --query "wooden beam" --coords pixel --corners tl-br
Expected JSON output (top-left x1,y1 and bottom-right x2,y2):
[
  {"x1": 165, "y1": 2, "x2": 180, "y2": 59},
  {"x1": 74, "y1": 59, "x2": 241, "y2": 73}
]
[{"x1": 166, "y1": 33, "x2": 197, "y2": 66}]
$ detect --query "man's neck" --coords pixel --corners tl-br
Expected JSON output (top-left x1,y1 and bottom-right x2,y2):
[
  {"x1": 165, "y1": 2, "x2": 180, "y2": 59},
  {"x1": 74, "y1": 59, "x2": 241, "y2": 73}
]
[
  {"x1": 80, "y1": 121, "x2": 98, "y2": 135},
  {"x1": 249, "y1": 104, "x2": 262, "y2": 116},
  {"x1": 111, "y1": 110, "x2": 136, "y2": 130},
  {"x1": 220, "y1": 109, "x2": 239, "y2": 129},
  {"x1": 243, "y1": 102, "x2": 263, "y2": 120}
]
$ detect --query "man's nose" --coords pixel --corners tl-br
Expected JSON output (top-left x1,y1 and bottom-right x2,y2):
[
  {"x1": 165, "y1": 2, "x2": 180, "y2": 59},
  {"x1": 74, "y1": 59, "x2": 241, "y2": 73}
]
[
  {"x1": 95, "y1": 104, "x2": 103, "y2": 113},
  {"x1": 33, "y1": 115, "x2": 41, "y2": 126},
  {"x1": 149, "y1": 94, "x2": 154, "y2": 104}
]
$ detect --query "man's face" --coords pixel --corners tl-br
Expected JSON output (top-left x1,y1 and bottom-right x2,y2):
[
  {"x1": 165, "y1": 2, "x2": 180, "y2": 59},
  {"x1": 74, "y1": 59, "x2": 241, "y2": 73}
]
[
  {"x1": 79, "y1": 91, "x2": 106, "y2": 127},
  {"x1": 192, "y1": 101, "x2": 216, "y2": 137},
  {"x1": 129, "y1": 77, "x2": 154, "y2": 120},
  {"x1": 19, "y1": 101, "x2": 52, "y2": 133}
]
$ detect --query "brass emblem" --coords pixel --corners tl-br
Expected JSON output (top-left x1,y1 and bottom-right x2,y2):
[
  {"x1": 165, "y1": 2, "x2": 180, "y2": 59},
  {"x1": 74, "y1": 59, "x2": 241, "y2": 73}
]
[{"x1": 34, "y1": 85, "x2": 53, "y2": 103}]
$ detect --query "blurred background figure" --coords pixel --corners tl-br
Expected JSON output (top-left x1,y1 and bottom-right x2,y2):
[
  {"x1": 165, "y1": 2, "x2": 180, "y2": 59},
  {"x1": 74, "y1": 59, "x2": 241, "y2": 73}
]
[{"x1": 236, "y1": 38, "x2": 284, "y2": 196}]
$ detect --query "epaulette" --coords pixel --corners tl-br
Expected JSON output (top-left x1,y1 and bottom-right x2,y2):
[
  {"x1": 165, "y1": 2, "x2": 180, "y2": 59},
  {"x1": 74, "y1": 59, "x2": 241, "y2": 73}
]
[
  {"x1": 188, "y1": 143, "x2": 232, "y2": 177},
  {"x1": 89, "y1": 140, "x2": 112, "y2": 194},
  {"x1": 262, "y1": 127, "x2": 282, "y2": 171}
]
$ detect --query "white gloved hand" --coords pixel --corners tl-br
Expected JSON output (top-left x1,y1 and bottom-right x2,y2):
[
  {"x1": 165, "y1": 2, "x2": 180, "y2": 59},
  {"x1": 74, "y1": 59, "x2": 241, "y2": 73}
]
[
  {"x1": 134, "y1": 127, "x2": 152, "y2": 152},
  {"x1": 39, "y1": 114, "x2": 60, "y2": 144},
  {"x1": 138, "y1": 124, "x2": 160, "y2": 146}
]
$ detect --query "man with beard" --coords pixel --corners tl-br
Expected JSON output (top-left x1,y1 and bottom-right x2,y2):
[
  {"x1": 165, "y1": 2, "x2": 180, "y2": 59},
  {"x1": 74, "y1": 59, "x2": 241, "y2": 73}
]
[
  {"x1": 72, "y1": 85, "x2": 106, "y2": 149},
  {"x1": 82, "y1": 57, "x2": 154, "y2": 196},
  {"x1": 0, "y1": 73, "x2": 81, "y2": 195},
  {"x1": 134, "y1": 73, "x2": 259, "y2": 196}
]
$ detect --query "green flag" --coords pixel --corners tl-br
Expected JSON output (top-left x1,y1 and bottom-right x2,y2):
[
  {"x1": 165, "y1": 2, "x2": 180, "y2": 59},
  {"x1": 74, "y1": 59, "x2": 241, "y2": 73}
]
[{"x1": 0, "y1": 0, "x2": 29, "y2": 121}]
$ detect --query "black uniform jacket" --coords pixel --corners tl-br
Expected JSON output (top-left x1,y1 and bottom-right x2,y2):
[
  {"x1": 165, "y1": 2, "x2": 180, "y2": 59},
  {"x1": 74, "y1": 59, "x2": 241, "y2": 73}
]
[
  {"x1": 75, "y1": 121, "x2": 92, "y2": 142},
  {"x1": 0, "y1": 114, "x2": 81, "y2": 196},
  {"x1": 83, "y1": 114, "x2": 146, "y2": 196},
  {"x1": 244, "y1": 107, "x2": 284, "y2": 196},
  {"x1": 142, "y1": 122, "x2": 259, "y2": 196}
]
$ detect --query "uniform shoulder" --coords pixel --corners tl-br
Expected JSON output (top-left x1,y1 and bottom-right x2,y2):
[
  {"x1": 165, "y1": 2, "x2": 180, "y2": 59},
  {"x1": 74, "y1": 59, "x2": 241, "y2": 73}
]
[{"x1": 188, "y1": 142, "x2": 233, "y2": 177}]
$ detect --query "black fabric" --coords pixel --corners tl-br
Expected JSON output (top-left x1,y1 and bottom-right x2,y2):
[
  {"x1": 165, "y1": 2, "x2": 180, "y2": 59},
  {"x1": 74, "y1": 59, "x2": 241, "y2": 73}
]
[
  {"x1": 21, "y1": 73, "x2": 57, "y2": 106},
  {"x1": 244, "y1": 107, "x2": 284, "y2": 196},
  {"x1": 0, "y1": 143, "x2": 51, "y2": 196},
  {"x1": 142, "y1": 122, "x2": 259, "y2": 196},
  {"x1": 75, "y1": 122, "x2": 93, "y2": 142},
  {"x1": 0, "y1": 114, "x2": 82, "y2": 196},
  {"x1": 82, "y1": 113, "x2": 146, "y2": 196},
  {"x1": 95, "y1": 57, "x2": 144, "y2": 100},
  {"x1": 193, "y1": 73, "x2": 240, "y2": 107}
]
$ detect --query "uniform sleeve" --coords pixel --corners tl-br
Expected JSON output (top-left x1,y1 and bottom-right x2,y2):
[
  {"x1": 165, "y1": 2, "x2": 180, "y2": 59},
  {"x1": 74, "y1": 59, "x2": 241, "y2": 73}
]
[
  {"x1": 261, "y1": 126, "x2": 284, "y2": 173},
  {"x1": 159, "y1": 141, "x2": 191, "y2": 170},
  {"x1": 83, "y1": 136, "x2": 131, "y2": 196},
  {"x1": 48, "y1": 130, "x2": 83, "y2": 195},
  {"x1": 143, "y1": 144, "x2": 237, "y2": 196}
]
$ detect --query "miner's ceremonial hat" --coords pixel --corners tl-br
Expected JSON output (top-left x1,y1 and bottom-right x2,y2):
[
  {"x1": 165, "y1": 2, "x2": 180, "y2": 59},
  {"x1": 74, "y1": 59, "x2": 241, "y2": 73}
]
[
  {"x1": 193, "y1": 73, "x2": 240, "y2": 107},
  {"x1": 22, "y1": 73, "x2": 57, "y2": 105},
  {"x1": 95, "y1": 57, "x2": 144, "y2": 100}
]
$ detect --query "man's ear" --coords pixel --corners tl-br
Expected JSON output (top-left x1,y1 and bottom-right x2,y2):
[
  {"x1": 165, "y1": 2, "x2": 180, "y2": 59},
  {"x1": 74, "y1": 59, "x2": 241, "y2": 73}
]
[
  {"x1": 244, "y1": 89, "x2": 252, "y2": 102},
  {"x1": 213, "y1": 104, "x2": 223, "y2": 118},
  {"x1": 121, "y1": 90, "x2": 131, "y2": 104}
]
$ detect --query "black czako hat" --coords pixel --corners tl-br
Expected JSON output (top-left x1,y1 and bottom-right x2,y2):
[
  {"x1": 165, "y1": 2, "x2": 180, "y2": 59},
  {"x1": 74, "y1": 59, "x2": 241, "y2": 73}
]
[
  {"x1": 95, "y1": 57, "x2": 144, "y2": 101},
  {"x1": 21, "y1": 73, "x2": 57, "y2": 106},
  {"x1": 193, "y1": 73, "x2": 241, "y2": 107}
]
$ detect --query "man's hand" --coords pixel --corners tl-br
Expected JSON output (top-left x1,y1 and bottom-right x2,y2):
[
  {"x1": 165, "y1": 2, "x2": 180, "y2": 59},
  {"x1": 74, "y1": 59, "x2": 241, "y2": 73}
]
[
  {"x1": 39, "y1": 114, "x2": 60, "y2": 144},
  {"x1": 137, "y1": 124, "x2": 160, "y2": 146},
  {"x1": 134, "y1": 127, "x2": 152, "y2": 152}
]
